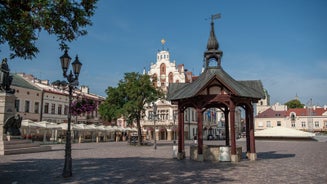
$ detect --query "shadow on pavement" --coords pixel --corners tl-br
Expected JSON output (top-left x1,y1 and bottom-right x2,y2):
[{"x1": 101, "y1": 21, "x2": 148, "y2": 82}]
[
  {"x1": 0, "y1": 157, "x2": 245, "y2": 184},
  {"x1": 257, "y1": 151, "x2": 295, "y2": 160}
]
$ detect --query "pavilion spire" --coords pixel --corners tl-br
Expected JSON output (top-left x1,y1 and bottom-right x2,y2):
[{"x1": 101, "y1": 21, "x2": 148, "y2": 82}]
[{"x1": 204, "y1": 13, "x2": 223, "y2": 70}]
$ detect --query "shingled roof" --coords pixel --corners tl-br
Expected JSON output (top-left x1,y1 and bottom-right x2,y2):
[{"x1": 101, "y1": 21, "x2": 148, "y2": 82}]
[
  {"x1": 11, "y1": 73, "x2": 40, "y2": 91},
  {"x1": 167, "y1": 67, "x2": 265, "y2": 101}
]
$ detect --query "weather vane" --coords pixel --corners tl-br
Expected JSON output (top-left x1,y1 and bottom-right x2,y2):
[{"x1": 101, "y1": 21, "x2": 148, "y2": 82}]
[{"x1": 206, "y1": 13, "x2": 221, "y2": 23}]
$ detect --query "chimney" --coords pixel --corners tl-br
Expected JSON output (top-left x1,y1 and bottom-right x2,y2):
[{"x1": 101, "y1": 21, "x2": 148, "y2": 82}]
[
  {"x1": 81, "y1": 85, "x2": 89, "y2": 94},
  {"x1": 324, "y1": 105, "x2": 327, "y2": 110}
]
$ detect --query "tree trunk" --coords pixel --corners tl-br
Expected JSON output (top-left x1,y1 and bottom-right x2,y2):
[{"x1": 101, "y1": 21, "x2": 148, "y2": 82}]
[{"x1": 136, "y1": 117, "x2": 142, "y2": 146}]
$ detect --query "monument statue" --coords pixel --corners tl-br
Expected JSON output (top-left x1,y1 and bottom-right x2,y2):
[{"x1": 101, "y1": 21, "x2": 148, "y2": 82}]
[
  {"x1": 3, "y1": 114, "x2": 22, "y2": 136},
  {"x1": 0, "y1": 58, "x2": 14, "y2": 93}
]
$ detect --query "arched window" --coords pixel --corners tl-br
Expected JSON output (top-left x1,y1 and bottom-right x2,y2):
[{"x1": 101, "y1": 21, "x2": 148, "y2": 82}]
[
  {"x1": 168, "y1": 72, "x2": 173, "y2": 83},
  {"x1": 208, "y1": 58, "x2": 217, "y2": 67},
  {"x1": 152, "y1": 74, "x2": 158, "y2": 87},
  {"x1": 291, "y1": 113, "x2": 296, "y2": 121},
  {"x1": 160, "y1": 63, "x2": 166, "y2": 75}
]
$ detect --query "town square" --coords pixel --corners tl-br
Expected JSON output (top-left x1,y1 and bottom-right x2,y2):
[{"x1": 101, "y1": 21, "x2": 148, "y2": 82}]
[
  {"x1": 1, "y1": 0, "x2": 327, "y2": 183},
  {"x1": 1, "y1": 139, "x2": 327, "y2": 184}
]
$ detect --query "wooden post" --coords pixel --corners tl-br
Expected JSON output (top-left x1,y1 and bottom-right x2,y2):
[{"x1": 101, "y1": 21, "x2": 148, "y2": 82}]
[
  {"x1": 230, "y1": 105, "x2": 236, "y2": 155},
  {"x1": 224, "y1": 110, "x2": 230, "y2": 146},
  {"x1": 197, "y1": 108, "x2": 203, "y2": 155}
]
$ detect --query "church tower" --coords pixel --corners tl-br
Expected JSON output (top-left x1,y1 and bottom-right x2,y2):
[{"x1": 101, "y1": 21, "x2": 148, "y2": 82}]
[{"x1": 148, "y1": 39, "x2": 186, "y2": 93}]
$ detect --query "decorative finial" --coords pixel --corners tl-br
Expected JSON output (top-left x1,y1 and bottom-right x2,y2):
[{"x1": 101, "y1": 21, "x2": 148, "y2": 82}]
[
  {"x1": 161, "y1": 38, "x2": 166, "y2": 45},
  {"x1": 161, "y1": 38, "x2": 166, "y2": 50}
]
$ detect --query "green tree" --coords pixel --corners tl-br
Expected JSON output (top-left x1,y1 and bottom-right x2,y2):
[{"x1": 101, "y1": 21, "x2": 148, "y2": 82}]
[
  {"x1": 99, "y1": 72, "x2": 163, "y2": 145},
  {"x1": 0, "y1": 0, "x2": 97, "y2": 59},
  {"x1": 284, "y1": 99, "x2": 304, "y2": 109}
]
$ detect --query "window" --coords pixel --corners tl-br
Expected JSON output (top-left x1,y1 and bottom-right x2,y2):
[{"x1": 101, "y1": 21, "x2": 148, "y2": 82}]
[
  {"x1": 58, "y1": 104, "x2": 62, "y2": 115},
  {"x1": 266, "y1": 121, "x2": 271, "y2": 127},
  {"x1": 15, "y1": 99, "x2": 20, "y2": 112},
  {"x1": 34, "y1": 102, "x2": 39, "y2": 113},
  {"x1": 44, "y1": 103, "x2": 49, "y2": 114},
  {"x1": 314, "y1": 121, "x2": 319, "y2": 128},
  {"x1": 168, "y1": 72, "x2": 173, "y2": 83},
  {"x1": 25, "y1": 100, "x2": 30, "y2": 113},
  {"x1": 301, "y1": 121, "x2": 306, "y2": 128},
  {"x1": 291, "y1": 121, "x2": 295, "y2": 128},
  {"x1": 64, "y1": 105, "x2": 68, "y2": 115},
  {"x1": 148, "y1": 111, "x2": 154, "y2": 120},
  {"x1": 291, "y1": 113, "x2": 296, "y2": 121},
  {"x1": 258, "y1": 122, "x2": 263, "y2": 127},
  {"x1": 51, "y1": 104, "x2": 55, "y2": 114},
  {"x1": 277, "y1": 121, "x2": 281, "y2": 126},
  {"x1": 191, "y1": 109, "x2": 195, "y2": 121}
]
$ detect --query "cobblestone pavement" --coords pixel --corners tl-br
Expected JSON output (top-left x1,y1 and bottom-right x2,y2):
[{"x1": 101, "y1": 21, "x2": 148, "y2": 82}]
[{"x1": 0, "y1": 139, "x2": 326, "y2": 184}]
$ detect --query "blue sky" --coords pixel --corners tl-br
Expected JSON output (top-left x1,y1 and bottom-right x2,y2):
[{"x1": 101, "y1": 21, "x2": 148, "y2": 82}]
[{"x1": 2, "y1": 0, "x2": 327, "y2": 106}]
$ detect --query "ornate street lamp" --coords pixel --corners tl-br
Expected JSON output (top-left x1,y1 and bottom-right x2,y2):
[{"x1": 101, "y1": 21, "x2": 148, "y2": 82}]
[
  {"x1": 153, "y1": 102, "x2": 157, "y2": 150},
  {"x1": 60, "y1": 50, "x2": 82, "y2": 178}
]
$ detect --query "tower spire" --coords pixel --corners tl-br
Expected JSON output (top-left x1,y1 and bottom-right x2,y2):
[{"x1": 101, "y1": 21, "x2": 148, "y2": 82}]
[
  {"x1": 207, "y1": 14, "x2": 220, "y2": 50},
  {"x1": 204, "y1": 13, "x2": 223, "y2": 70}
]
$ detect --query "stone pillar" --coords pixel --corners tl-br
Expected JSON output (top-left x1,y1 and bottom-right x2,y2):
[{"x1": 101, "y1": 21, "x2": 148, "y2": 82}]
[
  {"x1": 155, "y1": 129, "x2": 159, "y2": 141},
  {"x1": 167, "y1": 129, "x2": 172, "y2": 141},
  {"x1": 0, "y1": 93, "x2": 16, "y2": 155}
]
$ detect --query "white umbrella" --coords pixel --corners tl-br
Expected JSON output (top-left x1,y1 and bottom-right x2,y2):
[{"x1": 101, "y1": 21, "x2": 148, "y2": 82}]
[
  {"x1": 131, "y1": 127, "x2": 138, "y2": 132},
  {"x1": 21, "y1": 119, "x2": 40, "y2": 127},
  {"x1": 124, "y1": 127, "x2": 132, "y2": 131},
  {"x1": 35, "y1": 121, "x2": 62, "y2": 129},
  {"x1": 73, "y1": 123, "x2": 87, "y2": 131},
  {"x1": 96, "y1": 125, "x2": 107, "y2": 131},
  {"x1": 105, "y1": 126, "x2": 115, "y2": 132}
]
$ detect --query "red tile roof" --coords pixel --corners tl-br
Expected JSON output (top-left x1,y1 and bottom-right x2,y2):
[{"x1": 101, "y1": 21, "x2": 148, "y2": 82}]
[
  {"x1": 256, "y1": 108, "x2": 287, "y2": 118},
  {"x1": 256, "y1": 107, "x2": 327, "y2": 118}
]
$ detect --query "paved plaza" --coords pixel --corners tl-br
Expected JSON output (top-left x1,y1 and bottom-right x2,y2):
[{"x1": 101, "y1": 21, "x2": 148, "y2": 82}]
[{"x1": 0, "y1": 139, "x2": 327, "y2": 184}]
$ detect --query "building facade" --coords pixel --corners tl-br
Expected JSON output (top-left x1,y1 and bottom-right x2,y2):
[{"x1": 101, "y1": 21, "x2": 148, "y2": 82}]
[
  {"x1": 12, "y1": 73, "x2": 105, "y2": 124},
  {"x1": 255, "y1": 103, "x2": 327, "y2": 132}
]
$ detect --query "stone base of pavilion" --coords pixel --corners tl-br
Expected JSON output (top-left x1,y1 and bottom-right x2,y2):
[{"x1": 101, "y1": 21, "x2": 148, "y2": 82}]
[{"x1": 190, "y1": 144, "x2": 246, "y2": 162}]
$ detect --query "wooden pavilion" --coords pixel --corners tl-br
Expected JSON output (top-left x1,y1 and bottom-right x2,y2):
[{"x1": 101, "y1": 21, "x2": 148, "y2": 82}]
[{"x1": 167, "y1": 17, "x2": 265, "y2": 162}]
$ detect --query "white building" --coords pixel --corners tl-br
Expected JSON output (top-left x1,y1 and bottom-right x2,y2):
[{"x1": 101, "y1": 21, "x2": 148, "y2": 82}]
[
  {"x1": 255, "y1": 102, "x2": 327, "y2": 132},
  {"x1": 14, "y1": 73, "x2": 104, "y2": 124}
]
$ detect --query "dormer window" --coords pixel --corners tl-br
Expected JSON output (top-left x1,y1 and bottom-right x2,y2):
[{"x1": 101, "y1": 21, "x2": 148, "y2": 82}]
[{"x1": 291, "y1": 113, "x2": 296, "y2": 121}]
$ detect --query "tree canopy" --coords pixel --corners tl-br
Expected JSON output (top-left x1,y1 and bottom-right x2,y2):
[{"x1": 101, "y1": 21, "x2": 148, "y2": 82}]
[
  {"x1": 99, "y1": 72, "x2": 163, "y2": 145},
  {"x1": 0, "y1": 0, "x2": 97, "y2": 59},
  {"x1": 284, "y1": 99, "x2": 304, "y2": 109}
]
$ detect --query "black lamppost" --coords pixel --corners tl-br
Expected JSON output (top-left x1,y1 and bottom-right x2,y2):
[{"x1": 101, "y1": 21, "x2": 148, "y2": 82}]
[
  {"x1": 60, "y1": 50, "x2": 82, "y2": 178},
  {"x1": 153, "y1": 102, "x2": 157, "y2": 150}
]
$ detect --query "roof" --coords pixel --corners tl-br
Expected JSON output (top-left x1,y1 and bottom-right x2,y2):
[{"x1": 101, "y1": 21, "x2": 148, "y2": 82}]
[
  {"x1": 167, "y1": 67, "x2": 265, "y2": 101},
  {"x1": 11, "y1": 73, "x2": 41, "y2": 91},
  {"x1": 256, "y1": 108, "x2": 288, "y2": 118},
  {"x1": 287, "y1": 108, "x2": 327, "y2": 116},
  {"x1": 257, "y1": 107, "x2": 327, "y2": 118}
]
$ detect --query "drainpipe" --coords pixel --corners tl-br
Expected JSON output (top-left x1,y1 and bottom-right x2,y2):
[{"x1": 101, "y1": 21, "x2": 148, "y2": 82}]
[{"x1": 40, "y1": 90, "x2": 44, "y2": 121}]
